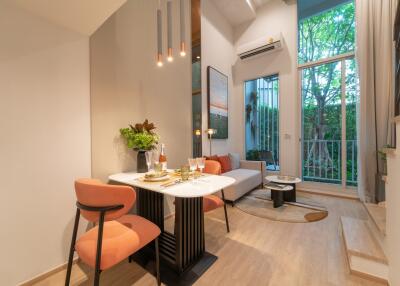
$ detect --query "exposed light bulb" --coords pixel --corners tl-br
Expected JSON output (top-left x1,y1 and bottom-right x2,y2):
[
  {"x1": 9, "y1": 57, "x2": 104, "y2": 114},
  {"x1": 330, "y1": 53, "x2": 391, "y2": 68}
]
[
  {"x1": 167, "y1": 1, "x2": 173, "y2": 63},
  {"x1": 167, "y1": 48, "x2": 173, "y2": 62},
  {"x1": 180, "y1": 42, "x2": 186, "y2": 57},
  {"x1": 157, "y1": 53, "x2": 163, "y2": 67}
]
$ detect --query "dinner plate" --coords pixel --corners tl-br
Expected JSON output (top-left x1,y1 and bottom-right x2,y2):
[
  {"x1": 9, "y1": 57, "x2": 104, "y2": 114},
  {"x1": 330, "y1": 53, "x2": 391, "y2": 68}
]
[{"x1": 143, "y1": 174, "x2": 171, "y2": 182}]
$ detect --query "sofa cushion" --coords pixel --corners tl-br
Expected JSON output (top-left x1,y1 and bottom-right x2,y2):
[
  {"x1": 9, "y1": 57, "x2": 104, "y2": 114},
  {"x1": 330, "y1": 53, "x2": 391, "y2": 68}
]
[
  {"x1": 222, "y1": 168, "x2": 262, "y2": 201},
  {"x1": 229, "y1": 153, "x2": 240, "y2": 170},
  {"x1": 205, "y1": 155, "x2": 219, "y2": 161},
  {"x1": 223, "y1": 168, "x2": 260, "y2": 182},
  {"x1": 218, "y1": 155, "x2": 232, "y2": 173}
]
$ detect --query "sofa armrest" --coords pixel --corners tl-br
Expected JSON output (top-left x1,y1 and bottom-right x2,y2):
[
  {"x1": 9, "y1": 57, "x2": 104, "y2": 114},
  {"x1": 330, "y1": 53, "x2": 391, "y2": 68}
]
[{"x1": 239, "y1": 160, "x2": 266, "y2": 185}]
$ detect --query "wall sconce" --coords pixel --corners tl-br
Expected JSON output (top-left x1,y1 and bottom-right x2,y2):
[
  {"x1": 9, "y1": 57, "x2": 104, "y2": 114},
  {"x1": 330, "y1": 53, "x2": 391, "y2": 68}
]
[{"x1": 195, "y1": 129, "x2": 201, "y2": 136}]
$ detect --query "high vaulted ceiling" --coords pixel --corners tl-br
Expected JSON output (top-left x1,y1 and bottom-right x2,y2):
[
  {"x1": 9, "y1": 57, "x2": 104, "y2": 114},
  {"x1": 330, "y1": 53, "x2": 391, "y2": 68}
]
[
  {"x1": 211, "y1": 0, "x2": 279, "y2": 27},
  {"x1": 211, "y1": 0, "x2": 257, "y2": 27},
  {"x1": 252, "y1": 0, "x2": 273, "y2": 7},
  {"x1": 2, "y1": 0, "x2": 127, "y2": 35}
]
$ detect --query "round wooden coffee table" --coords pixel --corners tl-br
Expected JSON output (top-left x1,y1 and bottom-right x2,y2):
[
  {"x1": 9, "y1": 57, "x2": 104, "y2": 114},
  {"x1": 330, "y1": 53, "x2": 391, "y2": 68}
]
[
  {"x1": 264, "y1": 184, "x2": 293, "y2": 208},
  {"x1": 265, "y1": 175, "x2": 301, "y2": 202}
]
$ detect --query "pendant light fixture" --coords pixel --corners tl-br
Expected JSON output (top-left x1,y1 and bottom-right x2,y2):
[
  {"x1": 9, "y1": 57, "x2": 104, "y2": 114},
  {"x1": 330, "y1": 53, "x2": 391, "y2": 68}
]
[
  {"x1": 179, "y1": 0, "x2": 186, "y2": 57},
  {"x1": 167, "y1": 0, "x2": 173, "y2": 62},
  {"x1": 157, "y1": 0, "x2": 163, "y2": 67}
]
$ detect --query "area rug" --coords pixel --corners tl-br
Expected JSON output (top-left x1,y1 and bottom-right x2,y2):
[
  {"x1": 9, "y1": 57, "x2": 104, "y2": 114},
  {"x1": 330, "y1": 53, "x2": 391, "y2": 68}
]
[{"x1": 235, "y1": 189, "x2": 328, "y2": 223}]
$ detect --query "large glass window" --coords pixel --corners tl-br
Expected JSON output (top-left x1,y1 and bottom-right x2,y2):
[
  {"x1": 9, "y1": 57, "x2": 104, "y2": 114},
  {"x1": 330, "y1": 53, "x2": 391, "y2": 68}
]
[
  {"x1": 298, "y1": 0, "x2": 358, "y2": 187},
  {"x1": 245, "y1": 75, "x2": 279, "y2": 170},
  {"x1": 298, "y1": 0, "x2": 355, "y2": 64}
]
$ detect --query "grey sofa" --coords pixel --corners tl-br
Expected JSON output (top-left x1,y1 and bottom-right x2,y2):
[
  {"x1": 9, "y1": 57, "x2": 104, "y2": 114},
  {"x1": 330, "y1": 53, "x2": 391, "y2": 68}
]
[{"x1": 222, "y1": 160, "x2": 266, "y2": 204}]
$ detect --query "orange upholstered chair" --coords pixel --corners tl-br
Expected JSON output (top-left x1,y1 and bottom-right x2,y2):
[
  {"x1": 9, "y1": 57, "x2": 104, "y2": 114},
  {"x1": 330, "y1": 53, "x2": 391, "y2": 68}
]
[
  {"x1": 203, "y1": 160, "x2": 230, "y2": 233},
  {"x1": 65, "y1": 179, "x2": 161, "y2": 286}
]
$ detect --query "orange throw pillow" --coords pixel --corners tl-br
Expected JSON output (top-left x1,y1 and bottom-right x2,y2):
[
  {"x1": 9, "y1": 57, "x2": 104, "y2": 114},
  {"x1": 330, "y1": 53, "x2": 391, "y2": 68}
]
[
  {"x1": 218, "y1": 155, "x2": 232, "y2": 173},
  {"x1": 205, "y1": 155, "x2": 219, "y2": 161}
]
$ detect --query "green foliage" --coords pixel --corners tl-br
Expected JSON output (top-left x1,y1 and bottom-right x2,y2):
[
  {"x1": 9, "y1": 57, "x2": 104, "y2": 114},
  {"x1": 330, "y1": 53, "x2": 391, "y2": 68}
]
[
  {"x1": 120, "y1": 120, "x2": 159, "y2": 151},
  {"x1": 246, "y1": 149, "x2": 261, "y2": 160},
  {"x1": 298, "y1": 1, "x2": 358, "y2": 185},
  {"x1": 298, "y1": 1, "x2": 355, "y2": 64},
  {"x1": 245, "y1": 75, "x2": 280, "y2": 165}
]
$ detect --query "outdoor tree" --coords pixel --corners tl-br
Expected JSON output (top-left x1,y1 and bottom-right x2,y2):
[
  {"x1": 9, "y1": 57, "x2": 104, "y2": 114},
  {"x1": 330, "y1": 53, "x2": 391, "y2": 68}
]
[{"x1": 299, "y1": 1, "x2": 357, "y2": 183}]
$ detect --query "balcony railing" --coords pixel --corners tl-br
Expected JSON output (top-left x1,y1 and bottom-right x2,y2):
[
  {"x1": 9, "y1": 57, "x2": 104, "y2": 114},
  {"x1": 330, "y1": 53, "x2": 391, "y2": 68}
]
[{"x1": 303, "y1": 139, "x2": 357, "y2": 185}]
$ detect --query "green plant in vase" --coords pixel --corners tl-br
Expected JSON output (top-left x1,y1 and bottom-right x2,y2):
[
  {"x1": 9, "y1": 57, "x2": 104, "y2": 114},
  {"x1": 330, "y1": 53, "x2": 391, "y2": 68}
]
[{"x1": 120, "y1": 119, "x2": 159, "y2": 172}]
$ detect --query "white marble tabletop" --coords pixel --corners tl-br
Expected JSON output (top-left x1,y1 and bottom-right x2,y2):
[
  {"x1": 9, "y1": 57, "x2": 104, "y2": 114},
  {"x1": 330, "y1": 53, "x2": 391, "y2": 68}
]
[
  {"x1": 109, "y1": 171, "x2": 236, "y2": 198},
  {"x1": 266, "y1": 175, "x2": 302, "y2": 184}
]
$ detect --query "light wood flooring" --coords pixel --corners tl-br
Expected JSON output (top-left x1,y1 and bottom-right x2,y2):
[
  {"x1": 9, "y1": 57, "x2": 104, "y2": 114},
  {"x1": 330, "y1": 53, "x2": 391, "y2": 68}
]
[{"x1": 33, "y1": 192, "x2": 384, "y2": 286}]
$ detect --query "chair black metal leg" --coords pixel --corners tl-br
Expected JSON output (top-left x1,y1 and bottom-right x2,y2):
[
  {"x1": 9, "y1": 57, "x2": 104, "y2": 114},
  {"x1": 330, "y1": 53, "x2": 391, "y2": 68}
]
[
  {"x1": 94, "y1": 212, "x2": 105, "y2": 286},
  {"x1": 221, "y1": 190, "x2": 230, "y2": 233},
  {"x1": 155, "y1": 238, "x2": 161, "y2": 286},
  {"x1": 65, "y1": 208, "x2": 80, "y2": 286}
]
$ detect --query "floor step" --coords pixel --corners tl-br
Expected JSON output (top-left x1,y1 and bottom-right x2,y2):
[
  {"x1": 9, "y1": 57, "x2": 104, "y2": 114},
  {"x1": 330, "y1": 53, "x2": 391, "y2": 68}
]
[
  {"x1": 341, "y1": 216, "x2": 387, "y2": 263},
  {"x1": 340, "y1": 216, "x2": 388, "y2": 284},
  {"x1": 364, "y1": 203, "x2": 386, "y2": 236}
]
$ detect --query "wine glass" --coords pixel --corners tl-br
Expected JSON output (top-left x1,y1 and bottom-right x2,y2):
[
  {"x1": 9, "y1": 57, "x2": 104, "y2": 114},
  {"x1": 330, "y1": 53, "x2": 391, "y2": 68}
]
[
  {"x1": 196, "y1": 157, "x2": 205, "y2": 176},
  {"x1": 145, "y1": 151, "x2": 153, "y2": 172},
  {"x1": 188, "y1": 158, "x2": 197, "y2": 179},
  {"x1": 152, "y1": 150, "x2": 162, "y2": 174}
]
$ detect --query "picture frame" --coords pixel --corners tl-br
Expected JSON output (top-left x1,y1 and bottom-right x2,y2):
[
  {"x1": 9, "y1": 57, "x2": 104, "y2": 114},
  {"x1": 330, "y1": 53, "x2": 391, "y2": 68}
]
[{"x1": 207, "y1": 66, "x2": 228, "y2": 139}]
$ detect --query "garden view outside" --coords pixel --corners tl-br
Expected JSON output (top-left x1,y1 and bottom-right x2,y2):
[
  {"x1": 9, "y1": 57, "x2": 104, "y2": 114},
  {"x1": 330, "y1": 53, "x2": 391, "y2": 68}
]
[{"x1": 245, "y1": 0, "x2": 358, "y2": 187}]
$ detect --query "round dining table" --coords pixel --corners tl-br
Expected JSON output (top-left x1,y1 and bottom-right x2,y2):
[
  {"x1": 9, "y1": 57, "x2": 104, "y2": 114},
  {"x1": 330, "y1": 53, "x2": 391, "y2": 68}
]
[{"x1": 109, "y1": 171, "x2": 235, "y2": 284}]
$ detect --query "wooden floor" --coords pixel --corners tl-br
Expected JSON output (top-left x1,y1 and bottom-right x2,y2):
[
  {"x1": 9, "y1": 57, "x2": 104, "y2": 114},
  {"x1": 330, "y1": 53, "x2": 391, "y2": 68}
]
[{"x1": 35, "y1": 192, "x2": 384, "y2": 286}]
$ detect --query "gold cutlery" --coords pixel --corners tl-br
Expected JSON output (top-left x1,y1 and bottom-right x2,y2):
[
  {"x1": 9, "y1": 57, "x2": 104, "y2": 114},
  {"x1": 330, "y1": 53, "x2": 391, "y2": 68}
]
[{"x1": 161, "y1": 179, "x2": 182, "y2": 187}]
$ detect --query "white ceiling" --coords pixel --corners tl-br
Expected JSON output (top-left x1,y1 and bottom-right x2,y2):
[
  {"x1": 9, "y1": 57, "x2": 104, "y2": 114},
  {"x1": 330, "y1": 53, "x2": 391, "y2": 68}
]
[
  {"x1": 252, "y1": 0, "x2": 273, "y2": 8},
  {"x1": 211, "y1": 0, "x2": 257, "y2": 27},
  {"x1": 3, "y1": 0, "x2": 127, "y2": 35},
  {"x1": 211, "y1": 0, "x2": 277, "y2": 27}
]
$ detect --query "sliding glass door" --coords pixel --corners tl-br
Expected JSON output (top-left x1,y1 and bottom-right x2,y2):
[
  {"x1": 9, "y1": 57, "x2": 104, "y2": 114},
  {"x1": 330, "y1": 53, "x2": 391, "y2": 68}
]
[
  {"x1": 245, "y1": 75, "x2": 279, "y2": 170},
  {"x1": 301, "y1": 58, "x2": 357, "y2": 186},
  {"x1": 298, "y1": 0, "x2": 358, "y2": 188}
]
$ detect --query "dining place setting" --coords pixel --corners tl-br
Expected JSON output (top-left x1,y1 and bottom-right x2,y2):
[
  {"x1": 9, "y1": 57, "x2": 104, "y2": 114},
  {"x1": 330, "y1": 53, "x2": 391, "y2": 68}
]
[
  {"x1": 109, "y1": 123, "x2": 235, "y2": 285},
  {"x1": 138, "y1": 152, "x2": 208, "y2": 189}
]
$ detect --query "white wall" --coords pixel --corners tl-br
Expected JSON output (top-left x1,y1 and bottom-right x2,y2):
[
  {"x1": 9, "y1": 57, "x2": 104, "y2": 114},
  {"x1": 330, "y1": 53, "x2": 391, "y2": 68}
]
[
  {"x1": 233, "y1": 0, "x2": 298, "y2": 176},
  {"x1": 202, "y1": 0, "x2": 298, "y2": 176},
  {"x1": 90, "y1": 0, "x2": 192, "y2": 215},
  {"x1": 0, "y1": 3, "x2": 91, "y2": 285},
  {"x1": 201, "y1": 0, "x2": 240, "y2": 156}
]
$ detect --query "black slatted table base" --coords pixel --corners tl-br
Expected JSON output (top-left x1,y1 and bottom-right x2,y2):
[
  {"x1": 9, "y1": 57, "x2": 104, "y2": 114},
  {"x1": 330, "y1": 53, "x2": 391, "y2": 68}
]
[
  {"x1": 159, "y1": 231, "x2": 177, "y2": 266},
  {"x1": 175, "y1": 196, "x2": 205, "y2": 272},
  {"x1": 137, "y1": 188, "x2": 164, "y2": 231},
  {"x1": 136, "y1": 188, "x2": 216, "y2": 283}
]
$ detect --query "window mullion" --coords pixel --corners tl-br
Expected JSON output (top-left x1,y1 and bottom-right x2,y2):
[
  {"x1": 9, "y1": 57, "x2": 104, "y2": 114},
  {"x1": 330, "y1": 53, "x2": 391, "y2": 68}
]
[{"x1": 341, "y1": 60, "x2": 347, "y2": 189}]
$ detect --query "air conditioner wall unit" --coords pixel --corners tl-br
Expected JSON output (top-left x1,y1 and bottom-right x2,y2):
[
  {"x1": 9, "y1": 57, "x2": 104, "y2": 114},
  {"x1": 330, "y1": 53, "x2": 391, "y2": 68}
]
[{"x1": 237, "y1": 33, "x2": 283, "y2": 60}]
